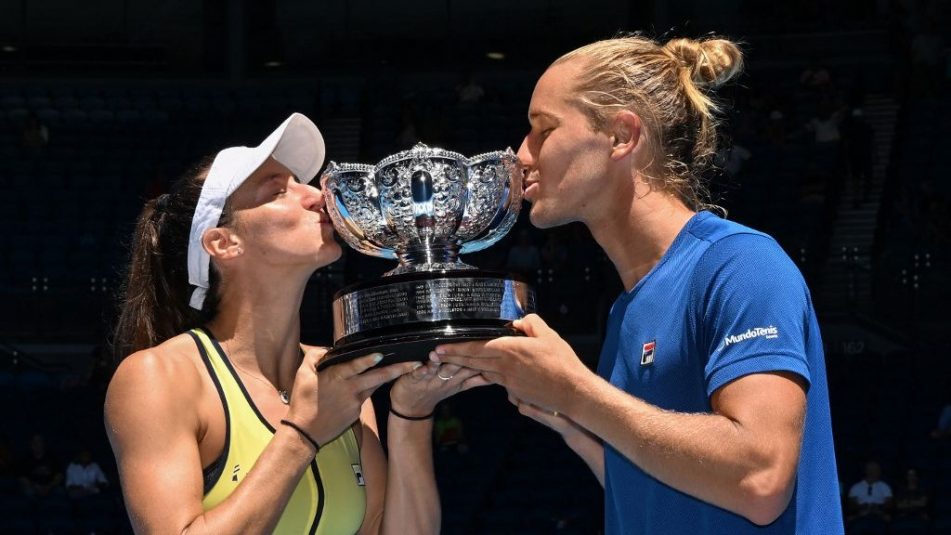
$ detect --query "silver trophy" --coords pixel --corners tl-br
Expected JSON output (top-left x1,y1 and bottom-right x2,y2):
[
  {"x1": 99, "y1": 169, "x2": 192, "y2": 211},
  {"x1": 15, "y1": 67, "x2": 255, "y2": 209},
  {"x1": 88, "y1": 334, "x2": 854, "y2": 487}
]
[{"x1": 318, "y1": 143, "x2": 537, "y2": 367}]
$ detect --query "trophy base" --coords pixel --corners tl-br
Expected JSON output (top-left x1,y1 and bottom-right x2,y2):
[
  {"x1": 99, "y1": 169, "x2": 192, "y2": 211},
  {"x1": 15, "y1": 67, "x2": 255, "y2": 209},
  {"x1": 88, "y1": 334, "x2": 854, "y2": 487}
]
[
  {"x1": 320, "y1": 270, "x2": 536, "y2": 370},
  {"x1": 318, "y1": 322, "x2": 521, "y2": 370}
]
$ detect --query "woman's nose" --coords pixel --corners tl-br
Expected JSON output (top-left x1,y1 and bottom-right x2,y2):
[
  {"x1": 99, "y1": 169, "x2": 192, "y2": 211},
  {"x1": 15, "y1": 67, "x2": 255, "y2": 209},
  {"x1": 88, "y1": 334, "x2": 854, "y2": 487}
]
[{"x1": 300, "y1": 183, "x2": 324, "y2": 211}]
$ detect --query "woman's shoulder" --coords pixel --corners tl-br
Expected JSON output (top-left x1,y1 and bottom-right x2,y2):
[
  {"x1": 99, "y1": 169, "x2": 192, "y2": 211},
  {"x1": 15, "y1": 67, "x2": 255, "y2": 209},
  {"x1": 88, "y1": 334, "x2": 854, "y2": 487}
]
[
  {"x1": 104, "y1": 334, "x2": 209, "y2": 462},
  {"x1": 108, "y1": 333, "x2": 207, "y2": 405}
]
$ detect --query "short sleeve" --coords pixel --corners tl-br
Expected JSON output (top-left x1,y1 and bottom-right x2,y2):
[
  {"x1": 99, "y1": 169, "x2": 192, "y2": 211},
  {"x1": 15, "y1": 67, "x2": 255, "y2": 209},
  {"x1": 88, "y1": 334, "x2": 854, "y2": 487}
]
[
  {"x1": 692, "y1": 233, "x2": 813, "y2": 398},
  {"x1": 848, "y1": 483, "x2": 861, "y2": 500},
  {"x1": 65, "y1": 464, "x2": 80, "y2": 487}
]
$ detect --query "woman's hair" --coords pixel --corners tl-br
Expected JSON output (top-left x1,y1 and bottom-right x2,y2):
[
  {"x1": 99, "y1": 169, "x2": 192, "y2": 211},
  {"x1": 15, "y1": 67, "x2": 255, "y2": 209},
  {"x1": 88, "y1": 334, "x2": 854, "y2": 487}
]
[
  {"x1": 112, "y1": 157, "x2": 232, "y2": 361},
  {"x1": 554, "y1": 34, "x2": 744, "y2": 211}
]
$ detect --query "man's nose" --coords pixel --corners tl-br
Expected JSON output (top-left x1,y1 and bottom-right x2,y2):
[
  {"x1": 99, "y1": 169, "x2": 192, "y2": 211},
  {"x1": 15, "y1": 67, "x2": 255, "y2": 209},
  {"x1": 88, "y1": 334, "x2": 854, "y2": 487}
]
[{"x1": 516, "y1": 138, "x2": 533, "y2": 176}]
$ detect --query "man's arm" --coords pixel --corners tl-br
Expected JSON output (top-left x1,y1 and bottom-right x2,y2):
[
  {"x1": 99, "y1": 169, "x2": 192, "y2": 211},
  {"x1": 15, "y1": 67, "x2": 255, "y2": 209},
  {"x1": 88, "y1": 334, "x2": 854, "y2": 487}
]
[
  {"x1": 433, "y1": 316, "x2": 806, "y2": 526},
  {"x1": 570, "y1": 369, "x2": 805, "y2": 525}
]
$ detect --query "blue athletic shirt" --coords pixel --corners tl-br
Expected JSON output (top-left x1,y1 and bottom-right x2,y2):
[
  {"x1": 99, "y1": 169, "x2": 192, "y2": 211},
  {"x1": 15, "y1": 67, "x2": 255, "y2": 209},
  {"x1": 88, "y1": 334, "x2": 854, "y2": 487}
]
[{"x1": 596, "y1": 211, "x2": 843, "y2": 534}]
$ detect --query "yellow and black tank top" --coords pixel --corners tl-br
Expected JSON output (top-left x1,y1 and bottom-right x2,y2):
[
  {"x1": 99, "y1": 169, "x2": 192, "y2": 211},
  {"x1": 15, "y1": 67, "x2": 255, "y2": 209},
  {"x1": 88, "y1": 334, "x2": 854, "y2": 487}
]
[{"x1": 189, "y1": 328, "x2": 367, "y2": 535}]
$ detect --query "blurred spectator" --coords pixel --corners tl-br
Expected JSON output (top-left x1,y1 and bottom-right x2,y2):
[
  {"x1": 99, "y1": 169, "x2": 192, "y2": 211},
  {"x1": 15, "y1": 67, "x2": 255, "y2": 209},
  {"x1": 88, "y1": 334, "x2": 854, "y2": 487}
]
[
  {"x1": 799, "y1": 59, "x2": 832, "y2": 92},
  {"x1": 541, "y1": 232, "x2": 569, "y2": 272},
  {"x1": 714, "y1": 143, "x2": 752, "y2": 179},
  {"x1": 434, "y1": 404, "x2": 467, "y2": 454},
  {"x1": 65, "y1": 447, "x2": 109, "y2": 498},
  {"x1": 931, "y1": 403, "x2": 951, "y2": 439},
  {"x1": 891, "y1": 468, "x2": 929, "y2": 533},
  {"x1": 506, "y1": 229, "x2": 541, "y2": 276},
  {"x1": 456, "y1": 73, "x2": 485, "y2": 105},
  {"x1": 765, "y1": 110, "x2": 787, "y2": 146},
  {"x1": 847, "y1": 460, "x2": 893, "y2": 534},
  {"x1": 21, "y1": 112, "x2": 50, "y2": 153},
  {"x1": 806, "y1": 102, "x2": 844, "y2": 145},
  {"x1": 804, "y1": 101, "x2": 845, "y2": 178},
  {"x1": 910, "y1": 19, "x2": 946, "y2": 96},
  {"x1": 18, "y1": 434, "x2": 62, "y2": 498},
  {"x1": 842, "y1": 108, "x2": 875, "y2": 204}
]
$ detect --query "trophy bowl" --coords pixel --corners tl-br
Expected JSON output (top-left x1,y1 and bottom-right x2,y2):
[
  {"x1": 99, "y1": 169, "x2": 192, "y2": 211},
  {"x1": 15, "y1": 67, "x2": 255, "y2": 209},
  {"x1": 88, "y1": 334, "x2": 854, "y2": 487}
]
[{"x1": 318, "y1": 143, "x2": 537, "y2": 368}]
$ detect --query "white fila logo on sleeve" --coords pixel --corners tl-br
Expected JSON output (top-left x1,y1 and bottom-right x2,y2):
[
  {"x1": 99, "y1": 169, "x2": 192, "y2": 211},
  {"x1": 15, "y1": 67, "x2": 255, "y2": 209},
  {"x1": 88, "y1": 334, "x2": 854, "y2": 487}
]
[{"x1": 723, "y1": 326, "x2": 779, "y2": 347}]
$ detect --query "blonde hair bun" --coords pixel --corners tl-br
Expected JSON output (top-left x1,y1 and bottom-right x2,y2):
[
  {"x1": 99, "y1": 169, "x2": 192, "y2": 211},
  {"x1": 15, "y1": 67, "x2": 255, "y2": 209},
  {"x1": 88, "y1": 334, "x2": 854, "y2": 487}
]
[{"x1": 663, "y1": 37, "x2": 744, "y2": 89}]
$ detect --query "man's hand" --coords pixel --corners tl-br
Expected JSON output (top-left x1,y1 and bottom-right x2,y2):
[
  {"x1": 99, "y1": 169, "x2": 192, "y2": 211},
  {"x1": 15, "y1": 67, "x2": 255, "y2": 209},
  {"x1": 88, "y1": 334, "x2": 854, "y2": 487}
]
[{"x1": 430, "y1": 314, "x2": 593, "y2": 415}]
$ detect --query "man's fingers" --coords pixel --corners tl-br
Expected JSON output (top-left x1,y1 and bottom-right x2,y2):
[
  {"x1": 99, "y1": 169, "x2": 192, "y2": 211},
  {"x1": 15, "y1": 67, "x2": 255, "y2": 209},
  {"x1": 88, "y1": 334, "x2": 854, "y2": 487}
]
[
  {"x1": 431, "y1": 340, "x2": 495, "y2": 359},
  {"x1": 512, "y1": 313, "x2": 554, "y2": 338},
  {"x1": 429, "y1": 353, "x2": 502, "y2": 373},
  {"x1": 353, "y1": 361, "x2": 418, "y2": 392}
]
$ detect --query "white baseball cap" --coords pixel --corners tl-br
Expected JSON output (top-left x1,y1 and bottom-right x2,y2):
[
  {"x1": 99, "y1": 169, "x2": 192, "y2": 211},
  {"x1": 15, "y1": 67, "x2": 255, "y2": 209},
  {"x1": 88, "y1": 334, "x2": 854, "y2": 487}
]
[{"x1": 187, "y1": 112, "x2": 325, "y2": 310}]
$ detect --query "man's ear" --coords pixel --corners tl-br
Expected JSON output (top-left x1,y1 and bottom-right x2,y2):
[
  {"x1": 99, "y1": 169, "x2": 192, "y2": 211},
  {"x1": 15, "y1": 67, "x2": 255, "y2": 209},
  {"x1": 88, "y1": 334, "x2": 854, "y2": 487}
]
[
  {"x1": 609, "y1": 110, "x2": 642, "y2": 161},
  {"x1": 202, "y1": 227, "x2": 243, "y2": 261}
]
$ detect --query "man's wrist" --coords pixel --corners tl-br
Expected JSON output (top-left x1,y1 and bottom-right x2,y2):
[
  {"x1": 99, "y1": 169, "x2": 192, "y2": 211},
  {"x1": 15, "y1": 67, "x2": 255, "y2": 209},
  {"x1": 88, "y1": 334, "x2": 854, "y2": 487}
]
[{"x1": 562, "y1": 368, "x2": 603, "y2": 424}]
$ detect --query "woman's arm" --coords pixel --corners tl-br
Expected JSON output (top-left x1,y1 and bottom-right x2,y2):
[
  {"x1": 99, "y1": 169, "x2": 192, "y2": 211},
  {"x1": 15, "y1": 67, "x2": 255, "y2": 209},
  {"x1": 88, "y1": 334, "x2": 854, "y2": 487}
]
[
  {"x1": 513, "y1": 401, "x2": 605, "y2": 486},
  {"x1": 107, "y1": 347, "x2": 415, "y2": 534},
  {"x1": 105, "y1": 349, "x2": 316, "y2": 534},
  {"x1": 357, "y1": 363, "x2": 488, "y2": 535}
]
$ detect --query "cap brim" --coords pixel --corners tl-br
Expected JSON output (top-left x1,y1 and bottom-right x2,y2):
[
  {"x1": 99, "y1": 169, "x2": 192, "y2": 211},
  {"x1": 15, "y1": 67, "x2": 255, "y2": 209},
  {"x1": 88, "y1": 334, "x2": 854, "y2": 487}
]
[{"x1": 256, "y1": 112, "x2": 326, "y2": 184}]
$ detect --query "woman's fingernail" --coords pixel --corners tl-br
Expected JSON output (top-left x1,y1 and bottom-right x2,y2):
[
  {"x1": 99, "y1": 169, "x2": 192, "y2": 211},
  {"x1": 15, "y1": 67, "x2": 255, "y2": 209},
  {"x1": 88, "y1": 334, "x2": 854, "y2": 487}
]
[
  {"x1": 373, "y1": 353, "x2": 383, "y2": 364},
  {"x1": 412, "y1": 362, "x2": 423, "y2": 370},
  {"x1": 429, "y1": 351, "x2": 441, "y2": 362}
]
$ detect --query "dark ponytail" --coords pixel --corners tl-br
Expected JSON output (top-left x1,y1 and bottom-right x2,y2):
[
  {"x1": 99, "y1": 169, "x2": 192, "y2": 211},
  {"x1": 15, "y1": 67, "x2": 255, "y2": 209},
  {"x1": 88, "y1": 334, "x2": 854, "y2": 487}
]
[{"x1": 112, "y1": 158, "x2": 230, "y2": 361}]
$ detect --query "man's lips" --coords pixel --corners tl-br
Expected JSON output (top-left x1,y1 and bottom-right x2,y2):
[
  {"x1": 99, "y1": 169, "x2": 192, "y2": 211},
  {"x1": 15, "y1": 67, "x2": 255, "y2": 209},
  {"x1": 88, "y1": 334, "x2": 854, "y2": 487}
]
[{"x1": 524, "y1": 180, "x2": 539, "y2": 200}]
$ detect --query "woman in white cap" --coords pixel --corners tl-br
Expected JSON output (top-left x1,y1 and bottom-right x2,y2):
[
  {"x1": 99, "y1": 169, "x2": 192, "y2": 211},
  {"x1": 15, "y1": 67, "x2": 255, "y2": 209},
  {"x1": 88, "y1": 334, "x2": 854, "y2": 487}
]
[{"x1": 106, "y1": 113, "x2": 484, "y2": 534}]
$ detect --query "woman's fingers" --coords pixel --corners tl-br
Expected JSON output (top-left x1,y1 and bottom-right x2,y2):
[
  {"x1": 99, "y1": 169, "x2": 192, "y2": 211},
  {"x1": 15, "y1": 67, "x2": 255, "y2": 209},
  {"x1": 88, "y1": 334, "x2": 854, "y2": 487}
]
[
  {"x1": 435, "y1": 363, "x2": 463, "y2": 380},
  {"x1": 458, "y1": 373, "x2": 492, "y2": 392},
  {"x1": 517, "y1": 401, "x2": 567, "y2": 432}
]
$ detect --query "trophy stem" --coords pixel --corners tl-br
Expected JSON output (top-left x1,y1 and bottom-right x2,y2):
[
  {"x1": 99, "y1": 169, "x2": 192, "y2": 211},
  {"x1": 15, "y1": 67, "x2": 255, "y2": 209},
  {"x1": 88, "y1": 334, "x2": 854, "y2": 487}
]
[{"x1": 390, "y1": 243, "x2": 475, "y2": 274}]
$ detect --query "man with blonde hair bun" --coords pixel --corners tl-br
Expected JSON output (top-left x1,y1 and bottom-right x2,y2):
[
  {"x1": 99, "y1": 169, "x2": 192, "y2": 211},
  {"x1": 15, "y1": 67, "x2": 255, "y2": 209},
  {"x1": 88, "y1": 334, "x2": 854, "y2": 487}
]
[{"x1": 431, "y1": 35, "x2": 844, "y2": 533}]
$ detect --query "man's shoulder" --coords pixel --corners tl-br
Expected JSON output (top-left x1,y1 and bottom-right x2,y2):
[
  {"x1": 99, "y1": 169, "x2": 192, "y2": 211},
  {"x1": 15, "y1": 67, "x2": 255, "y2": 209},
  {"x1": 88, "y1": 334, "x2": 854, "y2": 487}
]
[
  {"x1": 687, "y1": 214, "x2": 797, "y2": 289},
  {"x1": 688, "y1": 212, "x2": 775, "y2": 249}
]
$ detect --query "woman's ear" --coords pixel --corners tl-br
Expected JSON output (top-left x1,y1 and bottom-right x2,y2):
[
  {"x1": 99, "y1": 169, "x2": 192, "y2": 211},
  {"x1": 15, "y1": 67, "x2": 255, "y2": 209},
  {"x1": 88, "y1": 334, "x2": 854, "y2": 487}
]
[
  {"x1": 202, "y1": 227, "x2": 244, "y2": 261},
  {"x1": 610, "y1": 110, "x2": 642, "y2": 161}
]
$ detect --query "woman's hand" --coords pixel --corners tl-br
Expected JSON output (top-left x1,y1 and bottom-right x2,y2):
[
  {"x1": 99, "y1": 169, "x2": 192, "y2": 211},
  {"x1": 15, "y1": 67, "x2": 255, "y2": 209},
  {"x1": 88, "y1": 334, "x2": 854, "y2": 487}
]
[
  {"x1": 390, "y1": 362, "x2": 490, "y2": 418},
  {"x1": 509, "y1": 395, "x2": 600, "y2": 451},
  {"x1": 285, "y1": 350, "x2": 419, "y2": 446}
]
